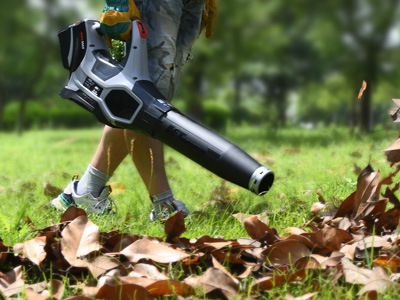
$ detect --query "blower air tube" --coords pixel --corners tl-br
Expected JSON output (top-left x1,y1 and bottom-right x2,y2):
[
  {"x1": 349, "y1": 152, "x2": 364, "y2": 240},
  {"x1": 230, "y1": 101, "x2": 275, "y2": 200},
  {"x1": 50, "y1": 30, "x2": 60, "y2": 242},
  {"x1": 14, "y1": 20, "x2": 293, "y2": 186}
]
[{"x1": 152, "y1": 110, "x2": 274, "y2": 195}]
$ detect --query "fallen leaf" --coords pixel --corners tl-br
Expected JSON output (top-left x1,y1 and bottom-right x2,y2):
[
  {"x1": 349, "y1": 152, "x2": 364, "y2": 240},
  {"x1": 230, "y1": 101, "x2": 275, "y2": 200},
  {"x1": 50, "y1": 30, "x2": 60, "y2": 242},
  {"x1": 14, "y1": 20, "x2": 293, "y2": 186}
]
[
  {"x1": 185, "y1": 267, "x2": 239, "y2": 298},
  {"x1": 43, "y1": 182, "x2": 63, "y2": 198},
  {"x1": 61, "y1": 215, "x2": 101, "y2": 267},
  {"x1": 243, "y1": 215, "x2": 277, "y2": 244},
  {"x1": 120, "y1": 238, "x2": 190, "y2": 264},
  {"x1": 389, "y1": 99, "x2": 400, "y2": 122},
  {"x1": 358, "y1": 80, "x2": 367, "y2": 99},
  {"x1": 165, "y1": 211, "x2": 186, "y2": 243},
  {"x1": 108, "y1": 182, "x2": 125, "y2": 195},
  {"x1": 262, "y1": 240, "x2": 311, "y2": 266},
  {"x1": 352, "y1": 164, "x2": 380, "y2": 219},
  {"x1": 96, "y1": 283, "x2": 154, "y2": 300},
  {"x1": 23, "y1": 236, "x2": 47, "y2": 266},
  {"x1": 0, "y1": 266, "x2": 24, "y2": 298}
]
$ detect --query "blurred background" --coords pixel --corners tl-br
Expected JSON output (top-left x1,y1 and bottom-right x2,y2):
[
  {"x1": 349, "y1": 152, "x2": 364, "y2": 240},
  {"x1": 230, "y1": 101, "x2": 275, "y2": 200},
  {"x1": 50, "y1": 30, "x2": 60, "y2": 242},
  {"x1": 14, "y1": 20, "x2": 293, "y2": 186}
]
[{"x1": 1, "y1": 0, "x2": 400, "y2": 134}]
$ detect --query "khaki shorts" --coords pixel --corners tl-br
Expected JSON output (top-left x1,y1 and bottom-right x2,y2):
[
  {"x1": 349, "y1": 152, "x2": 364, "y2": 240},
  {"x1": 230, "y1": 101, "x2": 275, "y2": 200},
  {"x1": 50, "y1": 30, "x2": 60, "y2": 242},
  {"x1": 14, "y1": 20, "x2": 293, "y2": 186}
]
[{"x1": 135, "y1": 0, "x2": 203, "y2": 101}]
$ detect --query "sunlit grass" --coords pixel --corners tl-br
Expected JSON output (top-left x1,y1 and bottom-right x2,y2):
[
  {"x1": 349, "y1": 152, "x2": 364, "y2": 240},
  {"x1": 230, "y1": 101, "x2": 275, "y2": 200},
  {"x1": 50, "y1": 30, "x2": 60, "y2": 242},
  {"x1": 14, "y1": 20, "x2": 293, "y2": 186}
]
[{"x1": 0, "y1": 125, "x2": 398, "y2": 242}]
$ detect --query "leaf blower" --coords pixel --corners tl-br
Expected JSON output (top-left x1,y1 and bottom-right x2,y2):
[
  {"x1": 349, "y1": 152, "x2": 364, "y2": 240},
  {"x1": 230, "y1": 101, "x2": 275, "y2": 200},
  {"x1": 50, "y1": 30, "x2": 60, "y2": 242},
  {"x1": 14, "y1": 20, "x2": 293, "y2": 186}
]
[{"x1": 57, "y1": 19, "x2": 274, "y2": 195}]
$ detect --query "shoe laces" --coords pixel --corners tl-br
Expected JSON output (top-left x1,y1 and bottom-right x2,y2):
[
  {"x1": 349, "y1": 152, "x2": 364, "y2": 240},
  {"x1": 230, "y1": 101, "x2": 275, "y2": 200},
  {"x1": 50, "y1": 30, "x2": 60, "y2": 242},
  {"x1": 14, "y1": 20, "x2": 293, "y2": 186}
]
[{"x1": 94, "y1": 196, "x2": 117, "y2": 215}]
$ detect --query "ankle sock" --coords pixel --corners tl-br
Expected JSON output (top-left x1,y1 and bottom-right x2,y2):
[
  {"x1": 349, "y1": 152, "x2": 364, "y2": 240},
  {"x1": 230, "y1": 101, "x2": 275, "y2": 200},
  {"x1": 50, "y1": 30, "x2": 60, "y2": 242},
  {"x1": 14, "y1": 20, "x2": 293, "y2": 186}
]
[{"x1": 77, "y1": 164, "x2": 110, "y2": 197}]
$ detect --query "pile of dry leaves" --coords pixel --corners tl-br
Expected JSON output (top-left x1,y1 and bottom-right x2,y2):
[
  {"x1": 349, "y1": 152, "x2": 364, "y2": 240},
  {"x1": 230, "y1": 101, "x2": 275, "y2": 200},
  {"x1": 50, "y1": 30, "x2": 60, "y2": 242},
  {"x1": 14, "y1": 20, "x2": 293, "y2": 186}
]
[{"x1": 3, "y1": 104, "x2": 400, "y2": 300}]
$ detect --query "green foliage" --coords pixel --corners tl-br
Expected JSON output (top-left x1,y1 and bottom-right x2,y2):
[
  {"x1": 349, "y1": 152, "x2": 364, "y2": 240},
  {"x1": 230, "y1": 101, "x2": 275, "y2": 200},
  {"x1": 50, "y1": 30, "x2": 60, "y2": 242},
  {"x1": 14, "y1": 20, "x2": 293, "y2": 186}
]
[
  {"x1": 2, "y1": 0, "x2": 400, "y2": 132},
  {"x1": 2, "y1": 100, "x2": 98, "y2": 130},
  {"x1": 202, "y1": 99, "x2": 231, "y2": 130}
]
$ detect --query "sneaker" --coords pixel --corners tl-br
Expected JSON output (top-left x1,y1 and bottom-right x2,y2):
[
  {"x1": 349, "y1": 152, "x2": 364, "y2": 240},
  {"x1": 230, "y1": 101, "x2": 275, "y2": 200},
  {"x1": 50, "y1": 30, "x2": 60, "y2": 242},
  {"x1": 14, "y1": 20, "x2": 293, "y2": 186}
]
[
  {"x1": 149, "y1": 198, "x2": 189, "y2": 222},
  {"x1": 50, "y1": 176, "x2": 116, "y2": 215}
]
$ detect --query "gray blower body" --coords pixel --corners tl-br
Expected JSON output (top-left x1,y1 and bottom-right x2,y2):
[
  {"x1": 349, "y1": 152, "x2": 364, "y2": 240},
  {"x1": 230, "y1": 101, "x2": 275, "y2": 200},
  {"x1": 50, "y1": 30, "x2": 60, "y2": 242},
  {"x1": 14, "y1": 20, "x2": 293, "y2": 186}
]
[{"x1": 58, "y1": 19, "x2": 274, "y2": 195}]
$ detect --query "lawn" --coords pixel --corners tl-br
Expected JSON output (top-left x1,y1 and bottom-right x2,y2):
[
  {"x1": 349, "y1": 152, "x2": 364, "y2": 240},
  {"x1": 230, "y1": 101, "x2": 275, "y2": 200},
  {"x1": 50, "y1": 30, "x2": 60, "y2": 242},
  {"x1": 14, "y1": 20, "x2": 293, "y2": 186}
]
[{"x1": 0, "y1": 124, "x2": 399, "y2": 299}]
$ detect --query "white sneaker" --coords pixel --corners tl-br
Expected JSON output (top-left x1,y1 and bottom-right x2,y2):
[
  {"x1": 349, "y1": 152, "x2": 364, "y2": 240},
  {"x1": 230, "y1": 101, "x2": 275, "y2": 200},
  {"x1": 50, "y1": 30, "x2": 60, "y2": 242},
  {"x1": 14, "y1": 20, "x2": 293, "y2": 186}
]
[
  {"x1": 149, "y1": 198, "x2": 189, "y2": 222},
  {"x1": 50, "y1": 177, "x2": 116, "y2": 215}
]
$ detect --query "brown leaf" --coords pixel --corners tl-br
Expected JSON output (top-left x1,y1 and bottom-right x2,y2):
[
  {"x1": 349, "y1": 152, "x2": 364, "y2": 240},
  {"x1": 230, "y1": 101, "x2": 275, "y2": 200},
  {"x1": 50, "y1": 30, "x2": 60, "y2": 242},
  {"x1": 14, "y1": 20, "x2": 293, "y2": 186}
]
[
  {"x1": 165, "y1": 211, "x2": 186, "y2": 243},
  {"x1": 284, "y1": 227, "x2": 307, "y2": 235},
  {"x1": 356, "y1": 236, "x2": 390, "y2": 251},
  {"x1": 358, "y1": 80, "x2": 367, "y2": 99},
  {"x1": 61, "y1": 215, "x2": 101, "y2": 267},
  {"x1": 262, "y1": 240, "x2": 311, "y2": 266},
  {"x1": 144, "y1": 280, "x2": 195, "y2": 296},
  {"x1": 244, "y1": 215, "x2": 277, "y2": 244},
  {"x1": 374, "y1": 255, "x2": 400, "y2": 273},
  {"x1": 375, "y1": 207, "x2": 400, "y2": 234},
  {"x1": 23, "y1": 236, "x2": 47, "y2": 266},
  {"x1": 96, "y1": 284, "x2": 154, "y2": 300},
  {"x1": 341, "y1": 258, "x2": 387, "y2": 285},
  {"x1": 60, "y1": 206, "x2": 87, "y2": 223},
  {"x1": 233, "y1": 212, "x2": 269, "y2": 225},
  {"x1": 334, "y1": 191, "x2": 356, "y2": 219},
  {"x1": 25, "y1": 279, "x2": 65, "y2": 300},
  {"x1": 308, "y1": 227, "x2": 345, "y2": 253},
  {"x1": 294, "y1": 256, "x2": 321, "y2": 270},
  {"x1": 251, "y1": 269, "x2": 306, "y2": 291},
  {"x1": 87, "y1": 255, "x2": 121, "y2": 278},
  {"x1": 129, "y1": 263, "x2": 168, "y2": 280},
  {"x1": 0, "y1": 266, "x2": 24, "y2": 298},
  {"x1": 390, "y1": 99, "x2": 400, "y2": 122},
  {"x1": 104, "y1": 233, "x2": 139, "y2": 252},
  {"x1": 383, "y1": 184, "x2": 400, "y2": 207},
  {"x1": 185, "y1": 267, "x2": 239, "y2": 298},
  {"x1": 357, "y1": 279, "x2": 400, "y2": 297},
  {"x1": 310, "y1": 202, "x2": 325, "y2": 215},
  {"x1": 212, "y1": 256, "x2": 239, "y2": 284},
  {"x1": 0, "y1": 241, "x2": 9, "y2": 264},
  {"x1": 384, "y1": 138, "x2": 400, "y2": 163},
  {"x1": 120, "y1": 238, "x2": 190, "y2": 264},
  {"x1": 352, "y1": 164, "x2": 380, "y2": 219},
  {"x1": 43, "y1": 182, "x2": 63, "y2": 198}
]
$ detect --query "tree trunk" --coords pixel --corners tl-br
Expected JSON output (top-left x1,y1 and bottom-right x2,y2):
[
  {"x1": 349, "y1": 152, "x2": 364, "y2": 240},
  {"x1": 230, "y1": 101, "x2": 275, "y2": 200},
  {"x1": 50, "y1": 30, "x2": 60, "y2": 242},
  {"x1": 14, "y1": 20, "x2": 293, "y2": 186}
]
[
  {"x1": 232, "y1": 77, "x2": 243, "y2": 122},
  {"x1": 0, "y1": 90, "x2": 3, "y2": 130},
  {"x1": 359, "y1": 81, "x2": 371, "y2": 133},
  {"x1": 185, "y1": 55, "x2": 206, "y2": 122}
]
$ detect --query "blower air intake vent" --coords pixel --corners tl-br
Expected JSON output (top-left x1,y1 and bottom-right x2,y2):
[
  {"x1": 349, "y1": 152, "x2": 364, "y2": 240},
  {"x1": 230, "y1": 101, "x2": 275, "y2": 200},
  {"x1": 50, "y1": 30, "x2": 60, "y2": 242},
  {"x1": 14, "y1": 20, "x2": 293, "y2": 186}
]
[{"x1": 104, "y1": 90, "x2": 140, "y2": 121}]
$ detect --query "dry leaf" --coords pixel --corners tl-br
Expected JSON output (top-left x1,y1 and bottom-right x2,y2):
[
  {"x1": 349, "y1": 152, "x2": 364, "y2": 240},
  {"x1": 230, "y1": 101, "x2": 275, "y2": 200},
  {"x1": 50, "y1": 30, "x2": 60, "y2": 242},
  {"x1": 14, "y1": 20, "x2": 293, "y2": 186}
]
[
  {"x1": 0, "y1": 266, "x2": 24, "y2": 298},
  {"x1": 96, "y1": 284, "x2": 154, "y2": 300},
  {"x1": 384, "y1": 138, "x2": 400, "y2": 163},
  {"x1": 61, "y1": 215, "x2": 101, "y2": 267},
  {"x1": 352, "y1": 164, "x2": 380, "y2": 219},
  {"x1": 389, "y1": 99, "x2": 400, "y2": 122},
  {"x1": 43, "y1": 182, "x2": 63, "y2": 198},
  {"x1": 262, "y1": 240, "x2": 311, "y2": 266},
  {"x1": 358, "y1": 80, "x2": 367, "y2": 99},
  {"x1": 120, "y1": 238, "x2": 190, "y2": 264},
  {"x1": 185, "y1": 267, "x2": 239, "y2": 298},
  {"x1": 23, "y1": 236, "x2": 47, "y2": 266},
  {"x1": 108, "y1": 182, "x2": 125, "y2": 195},
  {"x1": 243, "y1": 215, "x2": 277, "y2": 244},
  {"x1": 165, "y1": 211, "x2": 186, "y2": 243}
]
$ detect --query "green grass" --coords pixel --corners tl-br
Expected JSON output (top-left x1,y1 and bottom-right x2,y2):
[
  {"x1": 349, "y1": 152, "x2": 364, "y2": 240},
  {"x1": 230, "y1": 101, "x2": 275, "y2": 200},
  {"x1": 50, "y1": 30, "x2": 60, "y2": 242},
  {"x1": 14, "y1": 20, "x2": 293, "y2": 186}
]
[
  {"x1": 0, "y1": 125, "x2": 397, "y2": 242},
  {"x1": 0, "y1": 124, "x2": 399, "y2": 299}
]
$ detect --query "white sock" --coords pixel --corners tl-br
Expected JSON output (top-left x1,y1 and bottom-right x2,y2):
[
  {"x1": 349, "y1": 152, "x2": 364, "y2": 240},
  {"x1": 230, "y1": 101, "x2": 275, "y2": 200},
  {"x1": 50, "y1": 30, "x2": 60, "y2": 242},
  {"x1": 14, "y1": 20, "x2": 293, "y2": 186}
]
[{"x1": 77, "y1": 165, "x2": 110, "y2": 197}]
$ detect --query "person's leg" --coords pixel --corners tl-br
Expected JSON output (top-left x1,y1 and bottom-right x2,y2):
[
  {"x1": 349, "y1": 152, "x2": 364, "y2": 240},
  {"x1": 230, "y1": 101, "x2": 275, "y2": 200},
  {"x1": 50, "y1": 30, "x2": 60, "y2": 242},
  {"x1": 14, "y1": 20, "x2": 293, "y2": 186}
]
[
  {"x1": 50, "y1": 125, "x2": 127, "y2": 214},
  {"x1": 123, "y1": 0, "x2": 198, "y2": 219},
  {"x1": 123, "y1": 130, "x2": 169, "y2": 195},
  {"x1": 76, "y1": 126, "x2": 129, "y2": 196}
]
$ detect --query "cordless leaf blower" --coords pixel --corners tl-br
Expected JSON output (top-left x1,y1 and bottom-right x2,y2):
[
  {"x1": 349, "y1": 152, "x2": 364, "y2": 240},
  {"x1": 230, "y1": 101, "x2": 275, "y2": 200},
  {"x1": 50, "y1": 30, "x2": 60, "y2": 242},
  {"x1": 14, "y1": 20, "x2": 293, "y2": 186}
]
[{"x1": 57, "y1": 19, "x2": 274, "y2": 195}]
